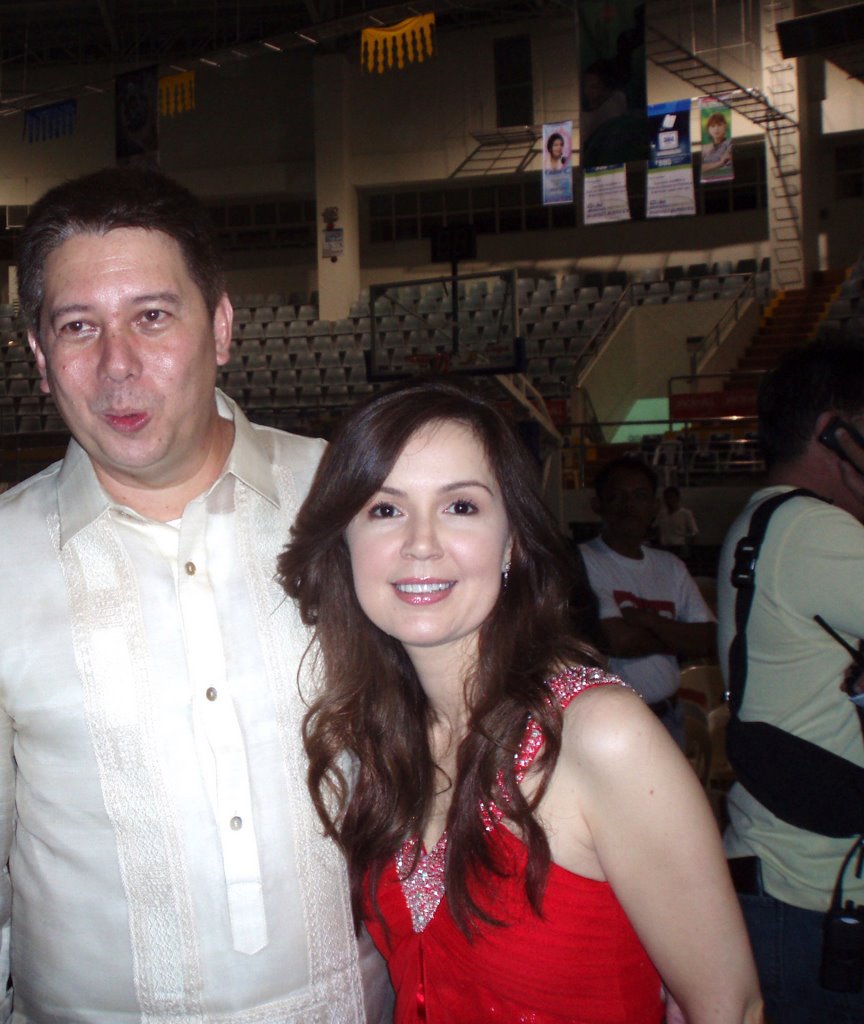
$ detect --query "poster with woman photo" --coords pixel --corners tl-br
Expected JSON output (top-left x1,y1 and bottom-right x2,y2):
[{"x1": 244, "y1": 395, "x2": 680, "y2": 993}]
[
  {"x1": 542, "y1": 121, "x2": 574, "y2": 206},
  {"x1": 699, "y1": 99, "x2": 734, "y2": 183}
]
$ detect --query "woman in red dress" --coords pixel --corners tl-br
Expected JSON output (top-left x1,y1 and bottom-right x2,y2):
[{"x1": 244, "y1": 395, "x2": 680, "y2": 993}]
[{"x1": 280, "y1": 377, "x2": 762, "y2": 1024}]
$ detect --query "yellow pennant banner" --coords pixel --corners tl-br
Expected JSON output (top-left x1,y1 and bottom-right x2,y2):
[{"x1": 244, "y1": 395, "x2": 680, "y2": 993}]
[
  {"x1": 159, "y1": 71, "x2": 196, "y2": 116},
  {"x1": 361, "y1": 14, "x2": 435, "y2": 73}
]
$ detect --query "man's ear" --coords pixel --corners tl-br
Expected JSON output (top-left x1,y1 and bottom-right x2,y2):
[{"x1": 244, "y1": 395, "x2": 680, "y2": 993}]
[
  {"x1": 814, "y1": 410, "x2": 838, "y2": 438},
  {"x1": 28, "y1": 331, "x2": 51, "y2": 396},
  {"x1": 213, "y1": 294, "x2": 233, "y2": 367},
  {"x1": 813, "y1": 410, "x2": 848, "y2": 465}
]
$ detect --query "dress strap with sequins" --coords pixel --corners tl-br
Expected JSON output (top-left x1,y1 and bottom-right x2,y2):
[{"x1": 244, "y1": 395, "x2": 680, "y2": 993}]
[{"x1": 395, "y1": 665, "x2": 626, "y2": 933}]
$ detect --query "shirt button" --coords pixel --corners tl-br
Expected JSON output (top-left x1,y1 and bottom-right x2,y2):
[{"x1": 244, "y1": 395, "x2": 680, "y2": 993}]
[
  {"x1": 230, "y1": 816, "x2": 243, "y2": 831},
  {"x1": 205, "y1": 687, "x2": 217, "y2": 701},
  {"x1": 185, "y1": 561, "x2": 196, "y2": 576}
]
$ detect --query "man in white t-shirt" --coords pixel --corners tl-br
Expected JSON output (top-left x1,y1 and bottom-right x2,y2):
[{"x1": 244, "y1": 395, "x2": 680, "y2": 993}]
[{"x1": 579, "y1": 456, "x2": 716, "y2": 746}]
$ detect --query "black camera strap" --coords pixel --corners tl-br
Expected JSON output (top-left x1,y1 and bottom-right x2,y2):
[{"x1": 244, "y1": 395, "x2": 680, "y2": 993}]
[
  {"x1": 727, "y1": 488, "x2": 864, "y2": 838},
  {"x1": 820, "y1": 835, "x2": 864, "y2": 994},
  {"x1": 828, "y1": 836, "x2": 864, "y2": 917}
]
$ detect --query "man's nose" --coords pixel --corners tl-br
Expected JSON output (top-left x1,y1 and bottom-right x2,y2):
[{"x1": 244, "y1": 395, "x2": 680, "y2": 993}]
[{"x1": 99, "y1": 324, "x2": 142, "y2": 382}]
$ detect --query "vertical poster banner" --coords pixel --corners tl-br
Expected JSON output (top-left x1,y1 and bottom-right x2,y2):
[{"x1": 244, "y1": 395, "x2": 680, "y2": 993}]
[
  {"x1": 699, "y1": 98, "x2": 734, "y2": 183},
  {"x1": 542, "y1": 121, "x2": 574, "y2": 206},
  {"x1": 23, "y1": 99, "x2": 77, "y2": 143},
  {"x1": 646, "y1": 99, "x2": 696, "y2": 219},
  {"x1": 116, "y1": 66, "x2": 159, "y2": 167},
  {"x1": 584, "y1": 164, "x2": 631, "y2": 224},
  {"x1": 577, "y1": 0, "x2": 647, "y2": 170}
]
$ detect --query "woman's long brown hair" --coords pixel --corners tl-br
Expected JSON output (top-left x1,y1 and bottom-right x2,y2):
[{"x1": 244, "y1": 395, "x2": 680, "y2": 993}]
[{"x1": 279, "y1": 377, "x2": 597, "y2": 935}]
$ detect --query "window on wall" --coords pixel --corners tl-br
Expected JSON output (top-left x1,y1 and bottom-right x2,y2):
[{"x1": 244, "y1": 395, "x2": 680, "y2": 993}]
[
  {"x1": 207, "y1": 197, "x2": 316, "y2": 251},
  {"x1": 364, "y1": 139, "x2": 766, "y2": 245},
  {"x1": 836, "y1": 143, "x2": 864, "y2": 199},
  {"x1": 696, "y1": 142, "x2": 767, "y2": 215},
  {"x1": 494, "y1": 35, "x2": 534, "y2": 128}
]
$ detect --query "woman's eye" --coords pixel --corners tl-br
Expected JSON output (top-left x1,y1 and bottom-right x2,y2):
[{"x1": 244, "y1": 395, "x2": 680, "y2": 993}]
[
  {"x1": 447, "y1": 499, "x2": 478, "y2": 515},
  {"x1": 369, "y1": 502, "x2": 400, "y2": 519}
]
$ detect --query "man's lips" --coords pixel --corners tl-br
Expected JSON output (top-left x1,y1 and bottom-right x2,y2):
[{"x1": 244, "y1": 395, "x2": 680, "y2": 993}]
[
  {"x1": 392, "y1": 579, "x2": 455, "y2": 605},
  {"x1": 102, "y1": 410, "x2": 150, "y2": 433}
]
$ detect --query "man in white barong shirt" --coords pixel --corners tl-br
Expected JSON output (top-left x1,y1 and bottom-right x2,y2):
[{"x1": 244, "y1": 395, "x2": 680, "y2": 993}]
[{"x1": 0, "y1": 167, "x2": 389, "y2": 1023}]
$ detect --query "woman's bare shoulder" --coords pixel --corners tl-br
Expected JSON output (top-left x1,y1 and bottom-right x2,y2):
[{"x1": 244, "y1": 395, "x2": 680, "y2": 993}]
[{"x1": 559, "y1": 679, "x2": 672, "y2": 775}]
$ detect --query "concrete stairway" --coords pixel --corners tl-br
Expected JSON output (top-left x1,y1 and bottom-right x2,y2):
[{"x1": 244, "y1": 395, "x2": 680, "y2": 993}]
[{"x1": 732, "y1": 270, "x2": 846, "y2": 378}]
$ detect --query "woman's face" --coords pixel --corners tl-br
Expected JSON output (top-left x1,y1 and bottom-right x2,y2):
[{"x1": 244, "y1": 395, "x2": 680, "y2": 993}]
[
  {"x1": 550, "y1": 137, "x2": 564, "y2": 160},
  {"x1": 708, "y1": 119, "x2": 727, "y2": 143},
  {"x1": 345, "y1": 420, "x2": 512, "y2": 677}
]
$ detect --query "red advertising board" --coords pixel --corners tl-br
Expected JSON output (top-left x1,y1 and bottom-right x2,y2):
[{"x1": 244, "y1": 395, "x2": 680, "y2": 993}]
[{"x1": 669, "y1": 389, "x2": 758, "y2": 420}]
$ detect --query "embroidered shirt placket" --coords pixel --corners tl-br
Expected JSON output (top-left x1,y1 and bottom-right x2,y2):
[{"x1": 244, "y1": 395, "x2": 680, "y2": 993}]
[
  {"x1": 54, "y1": 512, "x2": 206, "y2": 1022},
  {"x1": 236, "y1": 471, "x2": 366, "y2": 1022},
  {"x1": 179, "y1": 494, "x2": 267, "y2": 957}
]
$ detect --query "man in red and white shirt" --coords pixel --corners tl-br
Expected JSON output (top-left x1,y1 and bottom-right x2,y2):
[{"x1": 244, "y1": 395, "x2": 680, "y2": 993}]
[{"x1": 579, "y1": 456, "x2": 716, "y2": 746}]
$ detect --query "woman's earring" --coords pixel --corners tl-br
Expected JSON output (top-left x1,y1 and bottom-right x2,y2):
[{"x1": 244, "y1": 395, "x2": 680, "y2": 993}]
[{"x1": 502, "y1": 561, "x2": 511, "y2": 589}]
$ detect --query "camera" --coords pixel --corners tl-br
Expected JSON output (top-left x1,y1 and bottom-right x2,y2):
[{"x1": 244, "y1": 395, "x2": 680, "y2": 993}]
[{"x1": 820, "y1": 899, "x2": 864, "y2": 993}]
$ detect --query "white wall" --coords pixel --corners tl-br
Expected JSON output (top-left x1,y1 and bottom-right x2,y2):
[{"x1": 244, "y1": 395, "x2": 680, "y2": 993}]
[
  {"x1": 822, "y1": 61, "x2": 864, "y2": 135},
  {"x1": 0, "y1": 53, "x2": 315, "y2": 204},
  {"x1": 581, "y1": 300, "x2": 733, "y2": 432}
]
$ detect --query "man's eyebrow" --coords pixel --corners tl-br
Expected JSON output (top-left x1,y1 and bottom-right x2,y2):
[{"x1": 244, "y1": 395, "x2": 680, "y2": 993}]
[
  {"x1": 132, "y1": 291, "x2": 183, "y2": 307},
  {"x1": 49, "y1": 303, "x2": 91, "y2": 324}
]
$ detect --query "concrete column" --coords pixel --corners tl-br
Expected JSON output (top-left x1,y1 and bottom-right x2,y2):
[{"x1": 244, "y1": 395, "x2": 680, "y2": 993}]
[
  {"x1": 796, "y1": 53, "x2": 824, "y2": 280},
  {"x1": 313, "y1": 53, "x2": 361, "y2": 321},
  {"x1": 761, "y1": 0, "x2": 807, "y2": 290}
]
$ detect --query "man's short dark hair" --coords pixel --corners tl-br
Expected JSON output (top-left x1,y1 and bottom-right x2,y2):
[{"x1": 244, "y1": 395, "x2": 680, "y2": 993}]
[
  {"x1": 593, "y1": 454, "x2": 657, "y2": 496},
  {"x1": 18, "y1": 166, "x2": 225, "y2": 337},
  {"x1": 758, "y1": 339, "x2": 864, "y2": 468}
]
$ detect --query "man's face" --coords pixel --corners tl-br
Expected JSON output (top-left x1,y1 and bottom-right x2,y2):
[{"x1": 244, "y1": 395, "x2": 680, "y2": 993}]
[
  {"x1": 593, "y1": 468, "x2": 658, "y2": 544},
  {"x1": 29, "y1": 227, "x2": 233, "y2": 499}
]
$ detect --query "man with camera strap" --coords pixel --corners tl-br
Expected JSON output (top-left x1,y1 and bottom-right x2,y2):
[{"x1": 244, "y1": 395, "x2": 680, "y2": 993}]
[{"x1": 717, "y1": 339, "x2": 864, "y2": 1024}]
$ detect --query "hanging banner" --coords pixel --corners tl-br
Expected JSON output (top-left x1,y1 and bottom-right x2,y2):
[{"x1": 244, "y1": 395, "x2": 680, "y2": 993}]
[
  {"x1": 159, "y1": 70, "x2": 196, "y2": 117},
  {"x1": 116, "y1": 66, "x2": 159, "y2": 167},
  {"x1": 699, "y1": 98, "x2": 734, "y2": 183},
  {"x1": 583, "y1": 164, "x2": 631, "y2": 224},
  {"x1": 577, "y1": 0, "x2": 648, "y2": 170},
  {"x1": 23, "y1": 99, "x2": 77, "y2": 143},
  {"x1": 646, "y1": 99, "x2": 696, "y2": 219},
  {"x1": 542, "y1": 121, "x2": 574, "y2": 206},
  {"x1": 361, "y1": 14, "x2": 435, "y2": 73}
]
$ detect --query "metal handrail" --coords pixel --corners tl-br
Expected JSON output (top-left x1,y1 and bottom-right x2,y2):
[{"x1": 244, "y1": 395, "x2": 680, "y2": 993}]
[{"x1": 689, "y1": 274, "x2": 758, "y2": 371}]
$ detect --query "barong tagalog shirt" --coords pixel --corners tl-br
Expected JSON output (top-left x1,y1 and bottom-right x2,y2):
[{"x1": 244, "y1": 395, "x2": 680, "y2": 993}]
[{"x1": 0, "y1": 393, "x2": 374, "y2": 1024}]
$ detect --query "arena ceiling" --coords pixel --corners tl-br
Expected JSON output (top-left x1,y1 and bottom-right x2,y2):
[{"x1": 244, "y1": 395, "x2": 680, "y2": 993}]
[
  {"x1": 0, "y1": 1, "x2": 571, "y2": 68},
  {"x1": 0, "y1": 1, "x2": 859, "y2": 99}
]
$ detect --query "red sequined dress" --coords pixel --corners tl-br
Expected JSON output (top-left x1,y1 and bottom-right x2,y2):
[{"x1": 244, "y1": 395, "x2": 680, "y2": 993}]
[{"x1": 363, "y1": 666, "x2": 664, "y2": 1024}]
